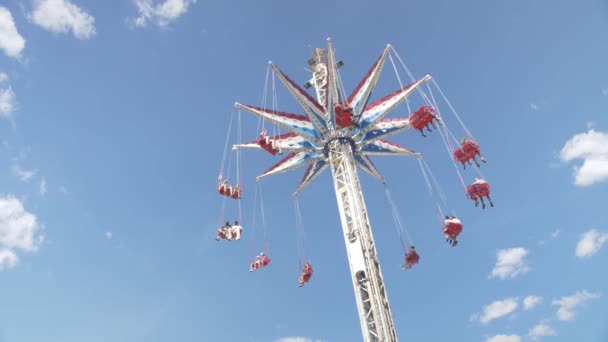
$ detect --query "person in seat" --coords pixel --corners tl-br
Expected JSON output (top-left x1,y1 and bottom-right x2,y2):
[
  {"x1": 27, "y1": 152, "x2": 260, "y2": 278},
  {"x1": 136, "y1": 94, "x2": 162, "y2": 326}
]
[
  {"x1": 443, "y1": 215, "x2": 462, "y2": 247},
  {"x1": 216, "y1": 220, "x2": 231, "y2": 241},
  {"x1": 299, "y1": 263, "x2": 314, "y2": 287},
  {"x1": 259, "y1": 128, "x2": 271, "y2": 146},
  {"x1": 468, "y1": 178, "x2": 494, "y2": 209},
  {"x1": 218, "y1": 180, "x2": 230, "y2": 195},
  {"x1": 460, "y1": 138, "x2": 487, "y2": 168},
  {"x1": 250, "y1": 253, "x2": 270, "y2": 271},
  {"x1": 231, "y1": 220, "x2": 242, "y2": 240},
  {"x1": 402, "y1": 246, "x2": 420, "y2": 270},
  {"x1": 230, "y1": 185, "x2": 241, "y2": 199}
]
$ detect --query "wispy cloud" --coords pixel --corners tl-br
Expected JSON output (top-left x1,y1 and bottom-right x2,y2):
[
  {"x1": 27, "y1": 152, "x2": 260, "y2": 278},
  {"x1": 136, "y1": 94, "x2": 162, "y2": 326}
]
[
  {"x1": 105, "y1": 231, "x2": 112, "y2": 240},
  {"x1": 472, "y1": 297, "x2": 519, "y2": 324},
  {"x1": 29, "y1": 0, "x2": 96, "y2": 39},
  {"x1": 131, "y1": 0, "x2": 196, "y2": 28},
  {"x1": 551, "y1": 229, "x2": 560, "y2": 239},
  {"x1": 274, "y1": 337, "x2": 322, "y2": 342},
  {"x1": 486, "y1": 334, "x2": 521, "y2": 342},
  {"x1": 528, "y1": 324, "x2": 557, "y2": 340},
  {"x1": 576, "y1": 229, "x2": 608, "y2": 258},
  {"x1": 0, "y1": 248, "x2": 18, "y2": 270},
  {"x1": 0, "y1": 72, "x2": 17, "y2": 118},
  {"x1": 530, "y1": 103, "x2": 539, "y2": 111},
  {"x1": 11, "y1": 162, "x2": 36, "y2": 182},
  {"x1": 39, "y1": 178, "x2": 47, "y2": 196},
  {"x1": 0, "y1": 195, "x2": 43, "y2": 271},
  {"x1": 560, "y1": 129, "x2": 608, "y2": 186},
  {"x1": 523, "y1": 296, "x2": 542, "y2": 310},
  {"x1": 552, "y1": 290, "x2": 600, "y2": 321},
  {"x1": 490, "y1": 247, "x2": 530, "y2": 279},
  {"x1": 602, "y1": 88, "x2": 608, "y2": 96},
  {"x1": 0, "y1": 6, "x2": 26, "y2": 58}
]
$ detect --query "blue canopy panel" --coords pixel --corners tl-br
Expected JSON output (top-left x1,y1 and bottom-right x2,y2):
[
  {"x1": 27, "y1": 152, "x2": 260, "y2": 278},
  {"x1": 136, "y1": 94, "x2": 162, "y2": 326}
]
[
  {"x1": 295, "y1": 160, "x2": 329, "y2": 195},
  {"x1": 348, "y1": 45, "x2": 391, "y2": 119},
  {"x1": 271, "y1": 64, "x2": 328, "y2": 136},
  {"x1": 235, "y1": 104, "x2": 322, "y2": 145},
  {"x1": 359, "y1": 139, "x2": 419, "y2": 157},
  {"x1": 354, "y1": 155, "x2": 384, "y2": 182},
  {"x1": 356, "y1": 75, "x2": 431, "y2": 134},
  {"x1": 257, "y1": 151, "x2": 325, "y2": 180},
  {"x1": 357, "y1": 117, "x2": 411, "y2": 144}
]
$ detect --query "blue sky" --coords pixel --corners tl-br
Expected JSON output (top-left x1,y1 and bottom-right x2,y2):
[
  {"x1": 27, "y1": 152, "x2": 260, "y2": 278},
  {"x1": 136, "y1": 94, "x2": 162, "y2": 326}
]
[{"x1": 1, "y1": 1, "x2": 608, "y2": 342}]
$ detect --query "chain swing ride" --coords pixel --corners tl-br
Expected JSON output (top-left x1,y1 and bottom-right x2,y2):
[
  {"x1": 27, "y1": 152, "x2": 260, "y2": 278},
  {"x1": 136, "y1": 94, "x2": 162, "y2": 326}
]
[{"x1": 214, "y1": 39, "x2": 494, "y2": 342}]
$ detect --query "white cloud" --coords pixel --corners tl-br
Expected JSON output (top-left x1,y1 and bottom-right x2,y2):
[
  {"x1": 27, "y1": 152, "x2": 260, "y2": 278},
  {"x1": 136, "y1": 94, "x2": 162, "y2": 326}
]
[
  {"x1": 0, "y1": 195, "x2": 42, "y2": 252},
  {"x1": 0, "y1": 196, "x2": 42, "y2": 271},
  {"x1": 490, "y1": 247, "x2": 530, "y2": 279},
  {"x1": 576, "y1": 229, "x2": 608, "y2": 258},
  {"x1": 523, "y1": 296, "x2": 543, "y2": 310},
  {"x1": 11, "y1": 162, "x2": 36, "y2": 182},
  {"x1": 39, "y1": 178, "x2": 47, "y2": 196},
  {"x1": 0, "y1": 248, "x2": 18, "y2": 270},
  {"x1": 551, "y1": 229, "x2": 560, "y2": 239},
  {"x1": 530, "y1": 103, "x2": 539, "y2": 111},
  {"x1": 0, "y1": 6, "x2": 26, "y2": 58},
  {"x1": 131, "y1": 0, "x2": 196, "y2": 28},
  {"x1": 105, "y1": 231, "x2": 112, "y2": 239},
  {"x1": 528, "y1": 324, "x2": 557, "y2": 340},
  {"x1": 473, "y1": 297, "x2": 519, "y2": 324},
  {"x1": 552, "y1": 290, "x2": 600, "y2": 321},
  {"x1": 602, "y1": 88, "x2": 608, "y2": 96},
  {"x1": 30, "y1": 0, "x2": 96, "y2": 39},
  {"x1": 274, "y1": 338, "x2": 321, "y2": 342},
  {"x1": 0, "y1": 84, "x2": 16, "y2": 118},
  {"x1": 0, "y1": 72, "x2": 17, "y2": 118},
  {"x1": 486, "y1": 334, "x2": 521, "y2": 342},
  {"x1": 560, "y1": 129, "x2": 608, "y2": 186}
]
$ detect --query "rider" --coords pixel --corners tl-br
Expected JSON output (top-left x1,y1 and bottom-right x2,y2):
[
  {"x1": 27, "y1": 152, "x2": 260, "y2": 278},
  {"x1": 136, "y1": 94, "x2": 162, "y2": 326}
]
[
  {"x1": 231, "y1": 220, "x2": 242, "y2": 240},
  {"x1": 299, "y1": 263, "x2": 314, "y2": 287},
  {"x1": 216, "y1": 220, "x2": 231, "y2": 241},
  {"x1": 443, "y1": 215, "x2": 462, "y2": 247},
  {"x1": 469, "y1": 178, "x2": 494, "y2": 209},
  {"x1": 402, "y1": 246, "x2": 420, "y2": 270},
  {"x1": 460, "y1": 138, "x2": 487, "y2": 167},
  {"x1": 250, "y1": 252, "x2": 269, "y2": 271}
]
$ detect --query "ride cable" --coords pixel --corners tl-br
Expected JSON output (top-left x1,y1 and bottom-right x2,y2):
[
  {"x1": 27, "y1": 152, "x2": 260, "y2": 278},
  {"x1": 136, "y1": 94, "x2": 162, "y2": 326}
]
[
  {"x1": 217, "y1": 110, "x2": 235, "y2": 227},
  {"x1": 293, "y1": 196, "x2": 309, "y2": 270},
  {"x1": 383, "y1": 183, "x2": 412, "y2": 252}
]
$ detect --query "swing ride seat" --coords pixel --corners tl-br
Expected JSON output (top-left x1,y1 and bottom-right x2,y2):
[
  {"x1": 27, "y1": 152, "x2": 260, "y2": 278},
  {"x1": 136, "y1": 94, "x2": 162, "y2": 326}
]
[
  {"x1": 251, "y1": 256, "x2": 271, "y2": 271},
  {"x1": 257, "y1": 137, "x2": 280, "y2": 155},
  {"x1": 405, "y1": 252, "x2": 420, "y2": 265},
  {"x1": 334, "y1": 104, "x2": 353, "y2": 128},
  {"x1": 217, "y1": 183, "x2": 228, "y2": 196},
  {"x1": 409, "y1": 105, "x2": 437, "y2": 131},
  {"x1": 229, "y1": 187, "x2": 242, "y2": 199},
  {"x1": 301, "y1": 271, "x2": 313, "y2": 284},
  {"x1": 467, "y1": 182, "x2": 490, "y2": 200},
  {"x1": 443, "y1": 220, "x2": 463, "y2": 237},
  {"x1": 454, "y1": 141, "x2": 482, "y2": 164}
]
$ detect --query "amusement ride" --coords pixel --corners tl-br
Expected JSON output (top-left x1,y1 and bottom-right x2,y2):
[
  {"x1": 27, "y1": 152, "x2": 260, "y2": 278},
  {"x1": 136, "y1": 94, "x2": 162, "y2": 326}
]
[{"x1": 215, "y1": 39, "x2": 494, "y2": 342}]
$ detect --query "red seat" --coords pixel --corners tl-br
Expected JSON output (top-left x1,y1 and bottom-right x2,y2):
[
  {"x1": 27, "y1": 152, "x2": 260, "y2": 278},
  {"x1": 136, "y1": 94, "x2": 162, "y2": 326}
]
[
  {"x1": 454, "y1": 141, "x2": 481, "y2": 164},
  {"x1": 257, "y1": 134, "x2": 279, "y2": 155},
  {"x1": 406, "y1": 251, "x2": 420, "y2": 264},
  {"x1": 230, "y1": 187, "x2": 242, "y2": 199},
  {"x1": 335, "y1": 104, "x2": 353, "y2": 128},
  {"x1": 467, "y1": 182, "x2": 490, "y2": 200},
  {"x1": 409, "y1": 106, "x2": 437, "y2": 131},
  {"x1": 443, "y1": 220, "x2": 463, "y2": 237}
]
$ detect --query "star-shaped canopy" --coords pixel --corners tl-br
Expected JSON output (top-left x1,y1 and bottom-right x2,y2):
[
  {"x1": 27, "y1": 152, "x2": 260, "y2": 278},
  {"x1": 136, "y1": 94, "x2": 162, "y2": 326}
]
[{"x1": 235, "y1": 40, "x2": 430, "y2": 194}]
